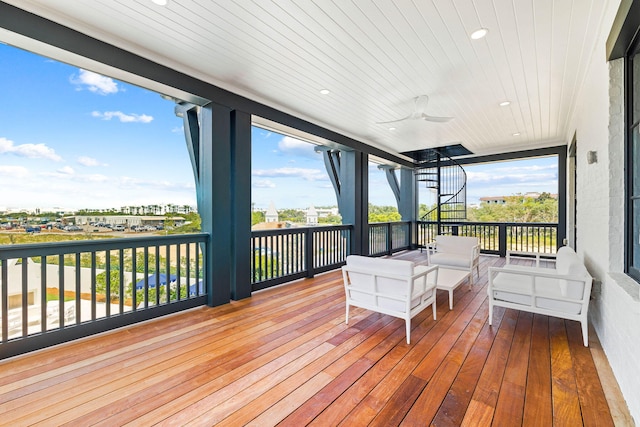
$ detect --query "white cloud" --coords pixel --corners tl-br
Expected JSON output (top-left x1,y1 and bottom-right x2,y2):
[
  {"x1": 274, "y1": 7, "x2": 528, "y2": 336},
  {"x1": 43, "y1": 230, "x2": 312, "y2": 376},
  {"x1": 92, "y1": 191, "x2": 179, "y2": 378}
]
[
  {"x1": 70, "y1": 69, "x2": 119, "y2": 95},
  {"x1": 0, "y1": 165, "x2": 29, "y2": 178},
  {"x1": 57, "y1": 166, "x2": 75, "y2": 175},
  {"x1": 86, "y1": 174, "x2": 109, "y2": 182},
  {"x1": 253, "y1": 179, "x2": 276, "y2": 188},
  {"x1": 91, "y1": 111, "x2": 153, "y2": 123},
  {"x1": 0, "y1": 137, "x2": 62, "y2": 161},
  {"x1": 278, "y1": 136, "x2": 318, "y2": 158},
  {"x1": 466, "y1": 170, "x2": 556, "y2": 185},
  {"x1": 116, "y1": 176, "x2": 195, "y2": 191},
  {"x1": 171, "y1": 126, "x2": 184, "y2": 133},
  {"x1": 77, "y1": 156, "x2": 106, "y2": 167},
  {"x1": 252, "y1": 167, "x2": 327, "y2": 181}
]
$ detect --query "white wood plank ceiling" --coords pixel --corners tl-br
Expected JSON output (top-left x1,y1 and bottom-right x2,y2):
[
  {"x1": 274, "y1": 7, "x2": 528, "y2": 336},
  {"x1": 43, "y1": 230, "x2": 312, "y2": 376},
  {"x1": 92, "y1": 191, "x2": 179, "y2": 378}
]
[{"x1": 3, "y1": 0, "x2": 613, "y2": 158}]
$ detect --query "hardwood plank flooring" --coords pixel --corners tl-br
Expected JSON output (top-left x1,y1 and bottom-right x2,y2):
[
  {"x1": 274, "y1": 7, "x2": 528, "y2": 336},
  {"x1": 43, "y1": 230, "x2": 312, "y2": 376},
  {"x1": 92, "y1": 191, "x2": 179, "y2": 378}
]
[{"x1": 0, "y1": 252, "x2": 619, "y2": 426}]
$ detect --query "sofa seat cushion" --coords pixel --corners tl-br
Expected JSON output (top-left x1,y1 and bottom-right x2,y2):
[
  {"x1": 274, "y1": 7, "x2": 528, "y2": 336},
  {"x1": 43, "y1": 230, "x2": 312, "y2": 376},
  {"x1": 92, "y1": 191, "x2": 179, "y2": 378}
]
[
  {"x1": 430, "y1": 252, "x2": 470, "y2": 268},
  {"x1": 491, "y1": 271, "x2": 584, "y2": 315}
]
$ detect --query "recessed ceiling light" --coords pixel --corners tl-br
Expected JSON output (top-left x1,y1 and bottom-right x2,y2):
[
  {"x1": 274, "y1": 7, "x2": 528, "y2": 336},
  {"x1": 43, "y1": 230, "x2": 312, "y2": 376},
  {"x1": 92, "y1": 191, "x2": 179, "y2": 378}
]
[
  {"x1": 470, "y1": 28, "x2": 489, "y2": 40},
  {"x1": 513, "y1": 132, "x2": 521, "y2": 136},
  {"x1": 389, "y1": 127, "x2": 396, "y2": 131},
  {"x1": 499, "y1": 101, "x2": 510, "y2": 107},
  {"x1": 319, "y1": 89, "x2": 330, "y2": 95},
  {"x1": 151, "y1": 0, "x2": 168, "y2": 5}
]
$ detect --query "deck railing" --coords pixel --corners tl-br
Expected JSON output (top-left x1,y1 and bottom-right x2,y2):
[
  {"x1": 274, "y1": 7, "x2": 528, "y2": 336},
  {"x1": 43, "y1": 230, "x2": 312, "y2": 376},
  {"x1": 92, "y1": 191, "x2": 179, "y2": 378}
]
[
  {"x1": 0, "y1": 234, "x2": 208, "y2": 356},
  {"x1": 417, "y1": 221, "x2": 559, "y2": 256},
  {"x1": 2, "y1": 221, "x2": 558, "y2": 357},
  {"x1": 251, "y1": 225, "x2": 352, "y2": 291},
  {"x1": 368, "y1": 221, "x2": 412, "y2": 256}
]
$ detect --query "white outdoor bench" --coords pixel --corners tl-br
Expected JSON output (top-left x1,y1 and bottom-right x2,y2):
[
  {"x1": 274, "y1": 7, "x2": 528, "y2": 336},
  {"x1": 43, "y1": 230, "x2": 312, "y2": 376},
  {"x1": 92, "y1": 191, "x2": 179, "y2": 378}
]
[{"x1": 488, "y1": 246, "x2": 593, "y2": 346}]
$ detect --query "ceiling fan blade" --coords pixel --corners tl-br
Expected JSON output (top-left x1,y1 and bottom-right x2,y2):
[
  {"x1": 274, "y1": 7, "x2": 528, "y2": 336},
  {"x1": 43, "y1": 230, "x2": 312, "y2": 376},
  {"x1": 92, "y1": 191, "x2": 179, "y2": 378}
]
[
  {"x1": 377, "y1": 95, "x2": 453, "y2": 124},
  {"x1": 375, "y1": 113, "x2": 414, "y2": 124},
  {"x1": 421, "y1": 113, "x2": 453, "y2": 123}
]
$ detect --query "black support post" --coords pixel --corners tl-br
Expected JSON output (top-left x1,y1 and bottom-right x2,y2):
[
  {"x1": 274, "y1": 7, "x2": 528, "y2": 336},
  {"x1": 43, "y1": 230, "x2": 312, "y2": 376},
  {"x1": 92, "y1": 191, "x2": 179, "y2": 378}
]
[
  {"x1": 230, "y1": 110, "x2": 252, "y2": 300},
  {"x1": 557, "y1": 146, "x2": 568, "y2": 249},
  {"x1": 201, "y1": 103, "x2": 232, "y2": 306}
]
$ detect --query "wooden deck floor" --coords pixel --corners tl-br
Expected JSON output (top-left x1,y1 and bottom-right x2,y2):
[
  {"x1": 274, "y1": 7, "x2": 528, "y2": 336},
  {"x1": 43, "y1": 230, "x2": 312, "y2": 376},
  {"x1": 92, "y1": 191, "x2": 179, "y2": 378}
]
[{"x1": 0, "y1": 253, "x2": 618, "y2": 426}]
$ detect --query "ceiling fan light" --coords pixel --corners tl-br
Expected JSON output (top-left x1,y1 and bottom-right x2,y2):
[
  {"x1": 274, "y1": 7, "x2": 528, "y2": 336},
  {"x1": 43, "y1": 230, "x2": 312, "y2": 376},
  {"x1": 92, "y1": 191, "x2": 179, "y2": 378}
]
[{"x1": 471, "y1": 28, "x2": 488, "y2": 40}]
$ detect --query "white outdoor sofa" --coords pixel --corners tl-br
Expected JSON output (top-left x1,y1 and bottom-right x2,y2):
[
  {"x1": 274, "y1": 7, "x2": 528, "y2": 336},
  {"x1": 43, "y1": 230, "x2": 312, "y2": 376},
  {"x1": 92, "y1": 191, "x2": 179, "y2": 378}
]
[
  {"x1": 427, "y1": 235, "x2": 480, "y2": 285},
  {"x1": 488, "y1": 246, "x2": 593, "y2": 346},
  {"x1": 342, "y1": 255, "x2": 438, "y2": 344}
]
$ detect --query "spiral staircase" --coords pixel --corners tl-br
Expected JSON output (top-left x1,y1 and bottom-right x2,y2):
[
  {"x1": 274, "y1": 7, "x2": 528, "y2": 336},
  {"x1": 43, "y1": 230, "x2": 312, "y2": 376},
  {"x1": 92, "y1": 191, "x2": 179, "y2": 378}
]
[{"x1": 414, "y1": 148, "x2": 467, "y2": 223}]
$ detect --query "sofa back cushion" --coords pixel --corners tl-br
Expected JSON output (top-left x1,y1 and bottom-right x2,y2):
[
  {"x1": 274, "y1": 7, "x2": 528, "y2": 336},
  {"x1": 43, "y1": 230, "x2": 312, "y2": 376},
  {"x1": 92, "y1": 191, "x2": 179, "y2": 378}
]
[
  {"x1": 344, "y1": 255, "x2": 414, "y2": 305},
  {"x1": 435, "y1": 235, "x2": 479, "y2": 255}
]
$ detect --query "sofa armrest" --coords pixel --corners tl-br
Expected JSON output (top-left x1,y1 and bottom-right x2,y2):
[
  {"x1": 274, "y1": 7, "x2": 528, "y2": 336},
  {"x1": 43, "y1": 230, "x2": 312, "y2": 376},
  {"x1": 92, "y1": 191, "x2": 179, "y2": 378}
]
[{"x1": 471, "y1": 244, "x2": 480, "y2": 264}]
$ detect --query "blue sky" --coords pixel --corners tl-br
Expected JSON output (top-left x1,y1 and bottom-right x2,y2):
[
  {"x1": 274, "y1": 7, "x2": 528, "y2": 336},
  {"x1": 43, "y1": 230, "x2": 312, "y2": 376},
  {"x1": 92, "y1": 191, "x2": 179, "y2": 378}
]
[
  {"x1": 1, "y1": 42, "x2": 558, "y2": 212},
  {"x1": 0, "y1": 43, "x2": 194, "y2": 211}
]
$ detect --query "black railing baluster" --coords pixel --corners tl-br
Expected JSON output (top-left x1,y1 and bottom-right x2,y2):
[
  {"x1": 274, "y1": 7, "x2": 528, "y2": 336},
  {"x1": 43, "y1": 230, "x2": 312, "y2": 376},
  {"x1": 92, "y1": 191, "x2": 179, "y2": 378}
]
[
  {"x1": 58, "y1": 254, "x2": 64, "y2": 327},
  {"x1": 95, "y1": 251, "x2": 101, "y2": 317},
  {"x1": 21, "y1": 257, "x2": 28, "y2": 337},
  {"x1": 119, "y1": 249, "x2": 124, "y2": 313},
  {"x1": 132, "y1": 248, "x2": 137, "y2": 311},
  {"x1": 1, "y1": 258, "x2": 7, "y2": 341},
  {"x1": 165, "y1": 244, "x2": 171, "y2": 303},
  {"x1": 185, "y1": 244, "x2": 191, "y2": 296},
  {"x1": 40, "y1": 258, "x2": 47, "y2": 332},
  {"x1": 154, "y1": 245, "x2": 160, "y2": 307}
]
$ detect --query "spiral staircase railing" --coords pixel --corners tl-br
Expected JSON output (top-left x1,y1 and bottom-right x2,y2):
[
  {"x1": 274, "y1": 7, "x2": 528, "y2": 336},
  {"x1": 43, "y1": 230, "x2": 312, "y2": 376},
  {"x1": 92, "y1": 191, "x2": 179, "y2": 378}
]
[{"x1": 416, "y1": 148, "x2": 467, "y2": 223}]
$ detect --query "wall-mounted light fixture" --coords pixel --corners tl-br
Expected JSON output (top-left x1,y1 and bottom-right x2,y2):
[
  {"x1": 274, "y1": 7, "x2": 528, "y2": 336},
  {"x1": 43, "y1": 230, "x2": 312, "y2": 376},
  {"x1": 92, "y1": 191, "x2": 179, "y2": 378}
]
[{"x1": 587, "y1": 150, "x2": 598, "y2": 164}]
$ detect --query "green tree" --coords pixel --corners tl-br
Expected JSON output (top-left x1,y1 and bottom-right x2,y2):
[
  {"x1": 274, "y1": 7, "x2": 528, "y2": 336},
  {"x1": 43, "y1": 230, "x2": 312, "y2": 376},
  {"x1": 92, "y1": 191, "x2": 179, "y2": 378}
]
[
  {"x1": 168, "y1": 212, "x2": 201, "y2": 234},
  {"x1": 318, "y1": 213, "x2": 342, "y2": 224},
  {"x1": 467, "y1": 194, "x2": 558, "y2": 223},
  {"x1": 253, "y1": 252, "x2": 278, "y2": 282},
  {"x1": 252, "y1": 210, "x2": 265, "y2": 225},
  {"x1": 368, "y1": 204, "x2": 401, "y2": 222},
  {"x1": 96, "y1": 270, "x2": 126, "y2": 302},
  {"x1": 278, "y1": 209, "x2": 305, "y2": 223}
]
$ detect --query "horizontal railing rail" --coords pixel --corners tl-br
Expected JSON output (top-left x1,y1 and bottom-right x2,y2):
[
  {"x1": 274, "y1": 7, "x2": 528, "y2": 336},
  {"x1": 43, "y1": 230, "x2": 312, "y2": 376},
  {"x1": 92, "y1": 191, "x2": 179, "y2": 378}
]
[
  {"x1": 417, "y1": 221, "x2": 558, "y2": 256},
  {"x1": 1, "y1": 234, "x2": 208, "y2": 357},
  {"x1": 251, "y1": 225, "x2": 352, "y2": 291}
]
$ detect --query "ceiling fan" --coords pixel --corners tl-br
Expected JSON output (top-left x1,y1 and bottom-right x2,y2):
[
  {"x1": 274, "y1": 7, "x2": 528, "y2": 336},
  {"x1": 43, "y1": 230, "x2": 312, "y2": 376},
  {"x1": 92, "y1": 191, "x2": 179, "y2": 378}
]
[{"x1": 377, "y1": 95, "x2": 453, "y2": 124}]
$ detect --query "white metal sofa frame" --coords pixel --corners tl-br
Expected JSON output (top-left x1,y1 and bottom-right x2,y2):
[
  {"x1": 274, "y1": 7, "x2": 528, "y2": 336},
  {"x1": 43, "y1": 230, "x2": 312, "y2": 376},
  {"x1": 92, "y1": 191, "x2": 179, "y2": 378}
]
[
  {"x1": 488, "y1": 247, "x2": 593, "y2": 346},
  {"x1": 341, "y1": 255, "x2": 438, "y2": 344},
  {"x1": 427, "y1": 235, "x2": 480, "y2": 285}
]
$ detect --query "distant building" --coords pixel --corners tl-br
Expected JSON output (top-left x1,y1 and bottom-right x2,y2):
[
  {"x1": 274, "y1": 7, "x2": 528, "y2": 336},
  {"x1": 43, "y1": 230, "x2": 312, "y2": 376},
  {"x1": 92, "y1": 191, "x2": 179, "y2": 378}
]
[
  {"x1": 479, "y1": 192, "x2": 558, "y2": 205},
  {"x1": 479, "y1": 196, "x2": 507, "y2": 205},
  {"x1": 120, "y1": 204, "x2": 196, "y2": 215},
  {"x1": 67, "y1": 215, "x2": 185, "y2": 228},
  {"x1": 265, "y1": 201, "x2": 279, "y2": 223},
  {"x1": 306, "y1": 205, "x2": 318, "y2": 225}
]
